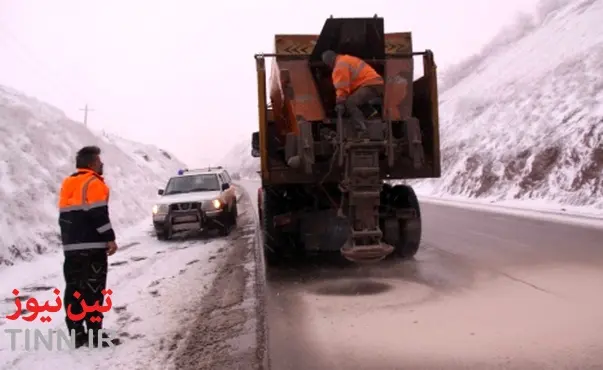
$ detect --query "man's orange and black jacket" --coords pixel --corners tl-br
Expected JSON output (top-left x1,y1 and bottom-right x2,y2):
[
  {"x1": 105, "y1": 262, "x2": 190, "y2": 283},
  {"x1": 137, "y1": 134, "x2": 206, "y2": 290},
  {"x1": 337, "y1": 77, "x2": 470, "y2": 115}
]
[
  {"x1": 58, "y1": 168, "x2": 115, "y2": 251},
  {"x1": 332, "y1": 54, "x2": 384, "y2": 101}
]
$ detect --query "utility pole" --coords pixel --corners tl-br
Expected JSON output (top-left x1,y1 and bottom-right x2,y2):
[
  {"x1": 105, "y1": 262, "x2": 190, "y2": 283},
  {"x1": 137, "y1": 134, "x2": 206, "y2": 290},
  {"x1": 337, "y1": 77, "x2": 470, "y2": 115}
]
[{"x1": 80, "y1": 104, "x2": 94, "y2": 127}]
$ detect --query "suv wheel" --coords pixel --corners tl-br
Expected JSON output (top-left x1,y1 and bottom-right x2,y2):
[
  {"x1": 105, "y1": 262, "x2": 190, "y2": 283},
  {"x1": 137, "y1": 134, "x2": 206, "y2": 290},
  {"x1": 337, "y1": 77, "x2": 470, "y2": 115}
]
[
  {"x1": 231, "y1": 202, "x2": 238, "y2": 226},
  {"x1": 217, "y1": 208, "x2": 233, "y2": 236},
  {"x1": 157, "y1": 226, "x2": 173, "y2": 241}
]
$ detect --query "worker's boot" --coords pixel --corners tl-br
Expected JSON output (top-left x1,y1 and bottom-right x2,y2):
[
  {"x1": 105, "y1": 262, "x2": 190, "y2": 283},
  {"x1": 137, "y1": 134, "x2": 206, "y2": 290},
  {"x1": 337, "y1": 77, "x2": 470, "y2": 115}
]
[
  {"x1": 349, "y1": 112, "x2": 368, "y2": 134},
  {"x1": 90, "y1": 330, "x2": 122, "y2": 348},
  {"x1": 354, "y1": 120, "x2": 368, "y2": 132},
  {"x1": 345, "y1": 104, "x2": 367, "y2": 131},
  {"x1": 71, "y1": 329, "x2": 88, "y2": 349},
  {"x1": 351, "y1": 120, "x2": 368, "y2": 139},
  {"x1": 65, "y1": 319, "x2": 88, "y2": 349}
]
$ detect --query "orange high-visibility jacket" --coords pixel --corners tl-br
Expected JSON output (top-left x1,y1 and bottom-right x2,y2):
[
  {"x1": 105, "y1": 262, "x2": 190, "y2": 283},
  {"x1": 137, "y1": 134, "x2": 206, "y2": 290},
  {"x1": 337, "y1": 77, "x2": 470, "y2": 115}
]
[
  {"x1": 332, "y1": 54, "x2": 384, "y2": 100},
  {"x1": 58, "y1": 169, "x2": 115, "y2": 252}
]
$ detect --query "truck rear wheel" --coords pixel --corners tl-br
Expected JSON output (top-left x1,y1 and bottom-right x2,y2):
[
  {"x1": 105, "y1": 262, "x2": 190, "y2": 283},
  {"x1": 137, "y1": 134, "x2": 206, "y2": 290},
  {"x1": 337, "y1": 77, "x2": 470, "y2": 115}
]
[
  {"x1": 380, "y1": 184, "x2": 422, "y2": 259},
  {"x1": 261, "y1": 185, "x2": 305, "y2": 267},
  {"x1": 261, "y1": 186, "x2": 286, "y2": 267}
]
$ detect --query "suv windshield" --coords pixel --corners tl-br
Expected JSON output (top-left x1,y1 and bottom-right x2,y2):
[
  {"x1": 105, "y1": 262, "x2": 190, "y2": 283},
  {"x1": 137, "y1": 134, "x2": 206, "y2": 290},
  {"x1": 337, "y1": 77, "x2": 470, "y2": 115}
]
[{"x1": 164, "y1": 174, "x2": 220, "y2": 195}]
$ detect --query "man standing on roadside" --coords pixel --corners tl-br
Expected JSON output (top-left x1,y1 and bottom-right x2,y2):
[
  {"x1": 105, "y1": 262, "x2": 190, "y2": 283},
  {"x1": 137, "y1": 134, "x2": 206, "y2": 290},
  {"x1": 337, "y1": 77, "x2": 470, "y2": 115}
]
[{"x1": 58, "y1": 145, "x2": 120, "y2": 348}]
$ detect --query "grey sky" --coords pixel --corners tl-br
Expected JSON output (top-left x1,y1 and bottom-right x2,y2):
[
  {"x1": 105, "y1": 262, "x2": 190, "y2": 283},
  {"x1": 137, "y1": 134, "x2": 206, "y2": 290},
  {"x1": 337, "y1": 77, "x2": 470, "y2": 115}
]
[{"x1": 0, "y1": 0, "x2": 540, "y2": 166}]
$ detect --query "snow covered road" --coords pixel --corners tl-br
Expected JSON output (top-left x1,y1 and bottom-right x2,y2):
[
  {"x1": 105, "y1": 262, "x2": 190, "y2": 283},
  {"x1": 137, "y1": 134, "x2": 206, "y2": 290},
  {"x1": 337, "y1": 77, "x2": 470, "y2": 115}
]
[{"x1": 0, "y1": 185, "x2": 266, "y2": 370}]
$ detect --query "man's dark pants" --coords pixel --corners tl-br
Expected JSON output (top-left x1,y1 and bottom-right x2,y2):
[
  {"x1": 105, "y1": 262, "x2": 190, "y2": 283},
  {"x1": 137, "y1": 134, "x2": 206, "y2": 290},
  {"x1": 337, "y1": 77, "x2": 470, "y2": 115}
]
[
  {"x1": 63, "y1": 249, "x2": 108, "y2": 337},
  {"x1": 344, "y1": 84, "x2": 385, "y2": 130}
]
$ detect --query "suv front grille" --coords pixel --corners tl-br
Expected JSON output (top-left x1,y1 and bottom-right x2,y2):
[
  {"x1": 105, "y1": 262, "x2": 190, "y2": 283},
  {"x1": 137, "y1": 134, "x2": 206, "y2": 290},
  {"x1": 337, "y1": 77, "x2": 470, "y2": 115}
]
[{"x1": 170, "y1": 203, "x2": 200, "y2": 212}]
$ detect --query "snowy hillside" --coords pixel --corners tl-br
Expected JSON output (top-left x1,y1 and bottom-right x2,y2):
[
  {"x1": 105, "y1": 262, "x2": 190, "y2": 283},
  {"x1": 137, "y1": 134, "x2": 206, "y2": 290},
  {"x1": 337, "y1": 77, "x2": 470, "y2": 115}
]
[
  {"x1": 0, "y1": 84, "x2": 186, "y2": 266},
  {"x1": 412, "y1": 0, "x2": 603, "y2": 210},
  {"x1": 225, "y1": 0, "x2": 603, "y2": 211},
  {"x1": 220, "y1": 139, "x2": 260, "y2": 180}
]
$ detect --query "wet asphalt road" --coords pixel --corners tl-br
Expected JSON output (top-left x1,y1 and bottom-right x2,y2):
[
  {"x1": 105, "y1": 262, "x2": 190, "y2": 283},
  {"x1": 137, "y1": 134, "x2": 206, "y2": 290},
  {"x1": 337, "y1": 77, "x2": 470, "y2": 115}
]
[{"x1": 263, "y1": 200, "x2": 603, "y2": 370}]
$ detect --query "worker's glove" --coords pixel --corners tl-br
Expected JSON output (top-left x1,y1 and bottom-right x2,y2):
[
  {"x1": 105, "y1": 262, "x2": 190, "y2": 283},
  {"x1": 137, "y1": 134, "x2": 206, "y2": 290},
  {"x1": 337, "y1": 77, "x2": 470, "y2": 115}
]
[{"x1": 335, "y1": 103, "x2": 346, "y2": 115}]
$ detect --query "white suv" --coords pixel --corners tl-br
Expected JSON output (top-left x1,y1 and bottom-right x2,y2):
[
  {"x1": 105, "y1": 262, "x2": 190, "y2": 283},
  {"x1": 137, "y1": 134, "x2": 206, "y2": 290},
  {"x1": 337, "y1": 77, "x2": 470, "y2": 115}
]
[{"x1": 152, "y1": 167, "x2": 238, "y2": 240}]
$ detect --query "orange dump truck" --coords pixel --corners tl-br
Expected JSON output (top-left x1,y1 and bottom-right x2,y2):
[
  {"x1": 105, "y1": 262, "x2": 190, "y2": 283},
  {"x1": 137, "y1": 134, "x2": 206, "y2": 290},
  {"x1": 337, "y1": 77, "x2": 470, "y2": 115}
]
[{"x1": 250, "y1": 16, "x2": 441, "y2": 266}]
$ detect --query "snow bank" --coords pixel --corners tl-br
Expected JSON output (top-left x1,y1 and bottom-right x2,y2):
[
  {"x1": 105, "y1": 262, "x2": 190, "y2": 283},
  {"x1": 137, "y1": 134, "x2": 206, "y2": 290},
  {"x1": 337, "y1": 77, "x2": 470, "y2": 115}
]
[
  {"x1": 219, "y1": 139, "x2": 260, "y2": 180},
  {"x1": 0, "y1": 84, "x2": 186, "y2": 267},
  {"x1": 413, "y1": 0, "x2": 603, "y2": 211}
]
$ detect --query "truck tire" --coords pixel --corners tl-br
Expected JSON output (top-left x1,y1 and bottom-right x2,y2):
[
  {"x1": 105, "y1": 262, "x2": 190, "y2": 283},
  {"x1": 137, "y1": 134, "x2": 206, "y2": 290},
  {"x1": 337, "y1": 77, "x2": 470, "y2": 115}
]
[
  {"x1": 381, "y1": 184, "x2": 422, "y2": 259},
  {"x1": 261, "y1": 186, "x2": 285, "y2": 267}
]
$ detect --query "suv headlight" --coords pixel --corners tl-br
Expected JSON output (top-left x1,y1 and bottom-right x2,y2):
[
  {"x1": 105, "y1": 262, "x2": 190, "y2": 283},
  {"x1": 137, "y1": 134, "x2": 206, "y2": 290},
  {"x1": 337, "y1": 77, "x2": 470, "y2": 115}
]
[
  {"x1": 202, "y1": 199, "x2": 222, "y2": 210},
  {"x1": 152, "y1": 204, "x2": 169, "y2": 215}
]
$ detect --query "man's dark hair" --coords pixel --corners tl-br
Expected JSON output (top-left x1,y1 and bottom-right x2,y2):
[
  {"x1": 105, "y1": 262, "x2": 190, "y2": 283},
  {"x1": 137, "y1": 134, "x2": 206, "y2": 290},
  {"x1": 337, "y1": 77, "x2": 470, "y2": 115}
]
[{"x1": 76, "y1": 146, "x2": 101, "y2": 169}]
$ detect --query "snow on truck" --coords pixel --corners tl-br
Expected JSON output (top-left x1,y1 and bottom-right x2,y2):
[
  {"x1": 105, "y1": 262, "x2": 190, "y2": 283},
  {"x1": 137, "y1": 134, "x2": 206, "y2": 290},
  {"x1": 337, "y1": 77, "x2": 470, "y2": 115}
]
[{"x1": 250, "y1": 16, "x2": 441, "y2": 265}]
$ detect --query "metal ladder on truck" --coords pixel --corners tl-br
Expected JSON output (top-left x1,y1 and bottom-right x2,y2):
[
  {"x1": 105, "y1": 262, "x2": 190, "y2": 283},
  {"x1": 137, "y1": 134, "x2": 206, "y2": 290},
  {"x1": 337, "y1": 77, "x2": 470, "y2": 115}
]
[{"x1": 336, "y1": 112, "x2": 394, "y2": 263}]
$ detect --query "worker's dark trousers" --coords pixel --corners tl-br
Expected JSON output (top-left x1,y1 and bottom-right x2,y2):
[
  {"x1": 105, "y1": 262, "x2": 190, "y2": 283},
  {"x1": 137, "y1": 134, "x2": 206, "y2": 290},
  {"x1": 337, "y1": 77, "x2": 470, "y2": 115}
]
[
  {"x1": 63, "y1": 249, "x2": 108, "y2": 336},
  {"x1": 345, "y1": 85, "x2": 385, "y2": 129}
]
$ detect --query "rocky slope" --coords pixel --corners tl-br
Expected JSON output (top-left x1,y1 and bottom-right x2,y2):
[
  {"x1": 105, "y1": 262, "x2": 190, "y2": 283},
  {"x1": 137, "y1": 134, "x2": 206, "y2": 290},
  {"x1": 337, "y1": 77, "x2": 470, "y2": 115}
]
[{"x1": 412, "y1": 0, "x2": 603, "y2": 209}]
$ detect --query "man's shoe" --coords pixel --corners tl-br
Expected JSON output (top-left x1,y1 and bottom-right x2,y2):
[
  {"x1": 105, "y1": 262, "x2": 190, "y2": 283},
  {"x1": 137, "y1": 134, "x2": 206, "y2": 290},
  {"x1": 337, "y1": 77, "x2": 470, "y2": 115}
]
[
  {"x1": 352, "y1": 122, "x2": 369, "y2": 138},
  {"x1": 356, "y1": 123, "x2": 368, "y2": 131},
  {"x1": 352, "y1": 118, "x2": 367, "y2": 132},
  {"x1": 91, "y1": 332, "x2": 122, "y2": 348},
  {"x1": 73, "y1": 331, "x2": 88, "y2": 349}
]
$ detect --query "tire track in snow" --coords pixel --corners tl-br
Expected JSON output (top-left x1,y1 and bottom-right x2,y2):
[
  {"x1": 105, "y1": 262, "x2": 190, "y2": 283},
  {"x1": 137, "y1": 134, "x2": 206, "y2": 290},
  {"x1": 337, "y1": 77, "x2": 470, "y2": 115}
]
[{"x1": 165, "y1": 186, "x2": 268, "y2": 370}]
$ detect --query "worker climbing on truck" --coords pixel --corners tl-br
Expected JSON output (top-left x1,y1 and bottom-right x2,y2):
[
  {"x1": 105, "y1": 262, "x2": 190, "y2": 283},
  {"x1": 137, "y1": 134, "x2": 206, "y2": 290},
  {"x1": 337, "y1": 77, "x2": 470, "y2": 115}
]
[
  {"x1": 251, "y1": 16, "x2": 440, "y2": 266},
  {"x1": 321, "y1": 49, "x2": 386, "y2": 132}
]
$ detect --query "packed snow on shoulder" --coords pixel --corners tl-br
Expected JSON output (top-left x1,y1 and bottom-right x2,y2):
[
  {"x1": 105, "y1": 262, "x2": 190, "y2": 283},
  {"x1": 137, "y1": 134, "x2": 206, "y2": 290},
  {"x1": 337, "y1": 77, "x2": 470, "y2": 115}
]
[
  {"x1": 0, "y1": 220, "x2": 230, "y2": 370},
  {"x1": 411, "y1": 0, "x2": 603, "y2": 212},
  {"x1": 0, "y1": 84, "x2": 186, "y2": 266}
]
